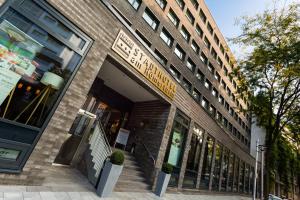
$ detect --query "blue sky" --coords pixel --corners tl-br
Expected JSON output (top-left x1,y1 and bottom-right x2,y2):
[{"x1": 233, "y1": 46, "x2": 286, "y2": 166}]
[{"x1": 205, "y1": 0, "x2": 295, "y2": 58}]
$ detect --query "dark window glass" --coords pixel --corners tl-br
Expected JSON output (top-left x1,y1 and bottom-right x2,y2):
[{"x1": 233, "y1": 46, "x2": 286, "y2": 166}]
[
  {"x1": 249, "y1": 167, "x2": 254, "y2": 194},
  {"x1": 127, "y1": 0, "x2": 142, "y2": 10},
  {"x1": 154, "y1": 49, "x2": 167, "y2": 65},
  {"x1": 225, "y1": 54, "x2": 230, "y2": 62},
  {"x1": 195, "y1": 24, "x2": 203, "y2": 38},
  {"x1": 224, "y1": 66, "x2": 228, "y2": 76},
  {"x1": 221, "y1": 148, "x2": 230, "y2": 191},
  {"x1": 212, "y1": 88, "x2": 218, "y2": 97},
  {"x1": 199, "y1": 9, "x2": 207, "y2": 23},
  {"x1": 227, "y1": 153, "x2": 235, "y2": 191},
  {"x1": 209, "y1": 105, "x2": 216, "y2": 117},
  {"x1": 169, "y1": 65, "x2": 181, "y2": 82},
  {"x1": 191, "y1": 40, "x2": 199, "y2": 54},
  {"x1": 200, "y1": 52, "x2": 208, "y2": 65},
  {"x1": 207, "y1": 22, "x2": 213, "y2": 35},
  {"x1": 204, "y1": 79, "x2": 212, "y2": 90},
  {"x1": 208, "y1": 62, "x2": 214, "y2": 74},
  {"x1": 0, "y1": 1, "x2": 88, "y2": 129},
  {"x1": 174, "y1": 44, "x2": 185, "y2": 60},
  {"x1": 211, "y1": 48, "x2": 217, "y2": 59},
  {"x1": 182, "y1": 78, "x2": 192, "y2": 93},
  {"x1": 186, "y1": 58, "x2": 196, "y2": 72},
  {"x1": 217, "y1": 112, "x2": 222, "y2": 122},
  {"x1": 217, "y1": 57, "x2": 223, "y2": 67},
  {"x1": 218, "y1": 95, "x2": 224, "y2": 105},
  {"x1": 142, "y1": 8, "x2": 159, "y2": 30},
  {"x1": 192, "y1": 89, "x2": 201, "y2": 102},
  {"x1": 168, "y1": 9, "x2": 180, "y2": 27},
  {"x1": 214, "y1": 72, "x2": 221, "y2": 82},
  {"x1": 223, "y1": 117, "x2": 228, "y2": 128},
  {"x1": 180, "y1": 26, "x2": 190, "y2": 42},
  {"x1": 225, "y1": 102, "x2": 230, "y2": 111},
  {"x1": 160, "y1": 28, "x2": 174, "y2": 47},
  {"x1": 175, "y1": 0, "x2": 185, "y2": 10},
  {"x1": 229, "y1": 107, "x2": 234, "y2": 116},
  {"x1": 200, "y1": 136, "x2": 214, "y2": 189},
  {"x1": 233, "y1": 157, "x2": 240, "y2": 192},
  {"x1": 201, "y1": 97, "x2": 209, "y2": 110},
  {"x1": 221, "y1": 80, "x2": 226, "y2": 89},
  {"x1": 239, "y1": 161, "x2": 245, "y2": 192},
  {"x1": 220, "y1": 44, "x2": 225, "y2": 54},
  {"x1": 196, "y1": 69, "x2": 204, "y2": 83},
  {"x1": 183, "y1": 124, "x2": 204, "y2": 188},
  {"x1": 204, "y1": 36, "x2": 211, "y2": 49},
  {"x1": 186, "y1": 9, "x2": 195, "y2": 25},
  {"x1": 228, "y1": 123, "x2": 233, "y2": 132},
  {"x1": 155, "y1": 0, "x2": 167, "y2": 10},
  {"x1": 190, "y1": 0, "x2": 199, "y2": 9},
  {"x1": 135, "y1": 30, "x2": 151, "y2": 47},
  {"x1": 212, "y1": 143, "x2": 222, "y2": 190},
  {"x1": 214, "y1": 35, "x2": 220, "y2": 45}
]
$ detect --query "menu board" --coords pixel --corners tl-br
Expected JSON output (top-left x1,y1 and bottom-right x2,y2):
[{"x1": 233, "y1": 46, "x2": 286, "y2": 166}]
[{"x1": 0, "y1": 20, "x2": 43, "y2": 105}]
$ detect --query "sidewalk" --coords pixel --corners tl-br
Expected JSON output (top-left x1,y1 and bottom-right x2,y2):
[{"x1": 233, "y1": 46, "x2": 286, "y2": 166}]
[{"x1": 0, "y1": 188, "x2": 252, "y2": 200}]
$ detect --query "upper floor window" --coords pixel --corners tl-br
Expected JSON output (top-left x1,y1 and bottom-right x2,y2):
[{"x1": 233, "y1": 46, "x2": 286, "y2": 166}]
[
  {"x1": 209, "y1": 105, "x2": 216, "y2": 117},
  {"x1": 196, "y1": 24, "x2": 203, "y2": 38},
  {"x1": 199, "y1": 9, "x2": 207, "y2": 23},
  {"x1": 201, "y1": 97, "x2": 209, "y2": 110},
  {"x1": 229, "y1": 107, "x2": 234, "y2": 116},
  {"x1": 127, "y1": 0, "x2": 142, "y2": 10},
  {"x1": 182, "y1": 78, "x2": 192, "y2": 93},
  {"x1": 200, "y1": 52, "x2": 208, "y2": 65},
  {"x1": 215, "y1": 72, "x2": 221, "y2": 82},
  {"x1": 135, "y1": 30, "x2": 151, "y2": 47},
  {"x1": 155, "y1": 0, "x2": 167, "y2": 10},
  {"x1": 190, "y1": 0, "x2": 199, "y2": 9},
  {"x1": 191, "y1": 40, "x2": 200, "y2": 54},
  {"x1": 196, "y1": 69, "x2": 205, "y2": 83},
  {"x1": 221, "y1": 80, "x2": 226, "y2": 89},
  {"x1": 216, "y1": 112, "x2": 222, "y2": 122},
  {"x1": 160, "y1": 28, "x2": 174, "y2": 47},
  {"x1": 208, "y1": 62, "x2": 215, "y2": 74},
  {"x1": 174, "y1": 44, "x2": 185, "y2": 60},
  {"x1": 169, "y1": 65, "x2": 181, "y2": 82},
  {"x1": 204, "y1": 36, "x2": 211, "y2": 49},
  {"x1": 186, "y1": 9, "x2": 195, "y2": 25},
  {"x1": 207, "y1": 22, "x2": 213, "y2": 35},
  {"x1": 204, "y1": 79, "x2": 212, "y2": 90},
  {"x1": 218, "y1": 95, "x2": 225, "y2": 105},
  {"x1": 225, "y1": 54, "x2": 230, "y2": 62},
  {"x1": 211, "y1": 48, "x2": 217, "y2": 59},
  {"x1": 220, "y1": 44, "x2": 225, "y2": 54},
  {"x1": 154, "y1": 49, "x2": 167, "y2": 65},
  {"x1": 186, "y1": 58, "x2": 196, "y2": 72},
  {"x1": 224, "y1": 66, "x2": 228, "y2": 76},
  {"x1": 227, "y1": 87, "x2": 232, "y2": 96},
  {"x1": 214, "y1": 35, "x2": 220, "y2": 45},
  {"x1": 225, "y1": 102, "x2": 230, "y2": 111},
  {"x1": 176, "y1": 0, "x2": 185, "y2": 10},
  {"x1": 212, "y1": 88, "x2": 218, "y2": 97},
  {"x1": 217, "y1": 57, "x2": 223, "y2": 67},
  {"x1": 143, "y1": 8, "x2": 159, "y2": 30},
  {"x1": 180, "y1": 26, "x2": 191, "y2": 42},
  {"x1": 192, "y1": 89, "x2": 201, "y2": 102},
  {"x1": 168, "y1": 9, "x2": 180, "y2": 28}
]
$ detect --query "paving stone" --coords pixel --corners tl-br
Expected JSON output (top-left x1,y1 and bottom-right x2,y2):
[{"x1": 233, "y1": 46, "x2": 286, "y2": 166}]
[
  {"x1": 3, "y1": 192, "x2": 23, "y2": 200},
  {"x1": 23, "y1": 192, "x2": 41, "y2": 200}
]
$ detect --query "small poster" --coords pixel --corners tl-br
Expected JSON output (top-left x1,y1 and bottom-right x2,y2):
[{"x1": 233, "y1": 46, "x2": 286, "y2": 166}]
[
  {"x1": 0, "y1": 147, "x2": 20, "y2": 160},
  {"x1": 115, "y1": 128, "x2": 130, "y2": 146},
  {"x1": 167, "y1": 131, "x2": 183, "y2": 166}
]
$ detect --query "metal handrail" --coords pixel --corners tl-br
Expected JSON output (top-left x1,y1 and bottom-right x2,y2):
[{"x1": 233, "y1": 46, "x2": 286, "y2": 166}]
[
  {"x1": 139, "y1": 140, "x2": 156, "y2": 165},
  {"x1": 96, "y1": 120, "x2": 112, "y2": 154}
]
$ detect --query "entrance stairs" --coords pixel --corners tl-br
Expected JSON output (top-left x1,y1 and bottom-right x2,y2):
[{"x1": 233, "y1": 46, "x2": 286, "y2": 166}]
[{"x1": 114, "y1": 150, "x2": 152, "y2": 192}]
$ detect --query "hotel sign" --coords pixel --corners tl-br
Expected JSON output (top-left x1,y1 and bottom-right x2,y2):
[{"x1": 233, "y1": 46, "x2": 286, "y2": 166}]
[{"x1": 112, "y1": 30, "x2": 176, "y2": 100}]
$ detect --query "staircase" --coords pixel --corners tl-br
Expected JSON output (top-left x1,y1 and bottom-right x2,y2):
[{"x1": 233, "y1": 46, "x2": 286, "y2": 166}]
[{"x1": 114, "y1": 150, "x2": 152, "y2": 192}]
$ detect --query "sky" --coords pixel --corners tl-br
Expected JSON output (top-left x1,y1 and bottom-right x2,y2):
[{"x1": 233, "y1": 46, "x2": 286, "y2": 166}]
[{"x1": 204, "y1": 0, "x2": 295, "y2": 58}]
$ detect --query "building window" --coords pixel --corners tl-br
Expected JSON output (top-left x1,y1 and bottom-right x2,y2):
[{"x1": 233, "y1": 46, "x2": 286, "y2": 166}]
[
  {"x1": 127, "y1": 0, "x2": 142, "y2": 10},
  {"x1": 225, "y1": 102, "x2": 230, "y2": 111},
  {"x1": 154, "y1": 49, "x2": 167, "y2": 65},
  {"x1": 186, "y1": 9, "x2": 195, "y2": 25},
  {"x1": 227, "y1": 88, "x2": 231, "y2": 97},
  {"x1": 196, "y1": 69, "x2": 205, "y2": 83},
  {"x1": 180, "y1": 26, "x2": 190, "y2": 42},
  {"x1": 224, "y1": 66, "x2": 228, "y2": 76},
  {"x1": 223, "y1": 117, "x2": 228, "y2": 127},
  {"x1": 227, "y1": 153, "x2": 235, "y2": 191},
  {"x1": 192, "y1": 89, "x2": 201, "y2": 102},
  {"x1": 190, "y1": 0, "x2": 199, "y2": 9},
  {"x1": 211, "y1": 48, "x2": 217, "y2": 59},
  {"x1": 174, "y1": 44, "x2": 185, "y2": 60},
  {"x1": 215, "y1": 72, "x2": 221, "y2": 82},
  {"x1": 200, "y1": 52, "x2": 208, "y2": 65},
  {"x1": 155, "y1": 0, "x2": 167, "y2": 10},
  {"x1": 228, "y1": 123, "x2": 233, "y2": 132},
  {"x1": 217, "y1": 57, "x2": 223, "y2": 67},
  {"x1": 195, "y1": 24, "x2": 203, "y2": 38},
  {"x1": 199, "y1": 9, "x2": 207, "y2": 23},
  {"x1": 239, "y1": 161, "x2": 245, "y2": 192},
  {"x1": 135, "y1": 30, "x2": 151, "y2": 47},
  {"x1": 160, "y1": 28, "x2": 174, "y2": 47},
  {"x1": 221, "y1": 80, "x2": 226, "y2": 89},
  {"x1": 212, "y1": 143, "x2": 222, "y2": 190},
  {"x1": 204, "y1": 36, "x2": 211, "y2": 49},
  {"x1": 217, "y1": 112, "x2": 222, "y2": 122},
  {"x1": 220, "y1": 44, "x2": 225, "y2": 54},
  {"x1": 207, "y1": 22, "x2": 213, "y2": 35},
  {"x1": 182, "y1": 78, "x2": 192, "y2": 93},
  {"x1": 168, "y1": 9, "x2": 180, "y2": 28},
  {"x1": 204, "y1": 79, "x2": 212, "y2": 90},
  {"x1": 208, "y1": 62, "x2": 215, "y2": 74},
  {"x1": 183, "y1": 123, "x2": 204, "y2": 188},
  {"x1": 191, "y1": 40, "x2": 200, "y2": 54},
  {"x1": 214, "y1": 35, "x2": 220, "y2": 45},
  {"x1": 218, "y1": 95, "x2": 225, "y2": 105},
  {"x1": 209, "y1": 105, "x2": 216, "y2": 117},
  {"x1": 186, "y1": 58, "x2": 196, "y2": 72},
  {"x1": 142, "y1": 8, "x2": 159, "y2": 30},
  {"x1": 212, "y1": 88, "x2": 218, "y2": 97},
  {"x1": 225, "y1": 54, "x2": 230, "y2": 62},
  {"x1": 169, "y1": 65, "x2": 181, "y2": 82},
  {"x1": 221, "y1": 148, "x2": 230, "y2": 191},
  {"x1": 201, "y1": 97, "x2": 209, "y2": 110},
  {"x1": 200, "y1": 136, "x2": 214, "y2": 189},
  {"x1": 175, "y1": 0, "x2": 185, "y2": 10},
  {"x1": 229, "y1": 107, "x2": 234, "y2": 116},
  {"x1": 0, "y1": 0, "x2": 91, "y2": 171}
]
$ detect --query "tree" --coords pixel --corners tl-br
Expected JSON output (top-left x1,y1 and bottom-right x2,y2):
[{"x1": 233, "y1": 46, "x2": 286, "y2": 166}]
[{"x1": 231, "y1": 2, "x2": 300, "y2": 197}]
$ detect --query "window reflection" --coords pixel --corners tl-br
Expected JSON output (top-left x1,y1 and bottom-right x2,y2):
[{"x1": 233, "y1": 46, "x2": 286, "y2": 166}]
[
  {"x1": 200, "y1": 136, "x2": 214, "y2": 189},
  {"x1": 212, "y1": 143, "x2": 222, "y2": 190},
  {"x1": 239, "y1": 161, "x2": 245, "y2": 192},
  {"x1": 221, "y1": 148, "x2": 230, "y2": 191},
  {"x1": 227, "y1": 153, "x2": 235, "y2": 191},
  {"x1": 233, "y1": 157, "x2": 240, "y2": 192}
]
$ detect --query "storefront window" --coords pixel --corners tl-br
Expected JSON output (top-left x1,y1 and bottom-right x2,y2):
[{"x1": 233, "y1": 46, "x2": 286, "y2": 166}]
[
  {"x1": 212, "y1": 143, "x2": 222, "y2": 190},
  {"x1": 165, "y1": 111, "x2": 190, "y2": 186},
  {"x1": 233, "y1": 157, "x2": 240, "y2": 192},
  {"x1": 182, "y1": 124, "x2": 204, "y2": 188},
  {"x1": 245, "y1": 164, "x2": 250, "y2": 193},
  {"x1": 220, "y1": 148, "x2": 229, "y2": 191},
  {"x1": 200, "y1": 135, "x2": 214, "y2": 189},
  {"x1": 239, "y1": 161, "x2": 245, "y2": 192},
  {"x1": 227, "y1": 152, "x2": 235, "y2": 191},
  {"x1": 249, "y1": 167, "x2": 254, "y2": 194},
  {"x1": 0, "y1": 0, "x2": 90, "y2": 171}
]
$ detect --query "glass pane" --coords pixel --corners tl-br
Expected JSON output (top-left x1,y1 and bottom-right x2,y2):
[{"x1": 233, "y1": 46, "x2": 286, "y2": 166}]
[
  {"x1": 0, "y1": 5, "x2": 82, "y2": 129},
  {"x1": 221, "y1": 148, "x2": 229, "y2": 191},
  {"x1": 212, "y1": 143, "x2": 222, "y2": 190},
  {"x1": 200, "y1": 136, "x2": 214, "y2": 189},
  {"x1": 233, "y1": 157, "x2": 240, "y2": 192},
  {"x1": 239, "y1": 161, "x2": 245, "y2": 192},
  {"x1": 228, "y1": 153, "x2": 235, "y2": 191}
]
